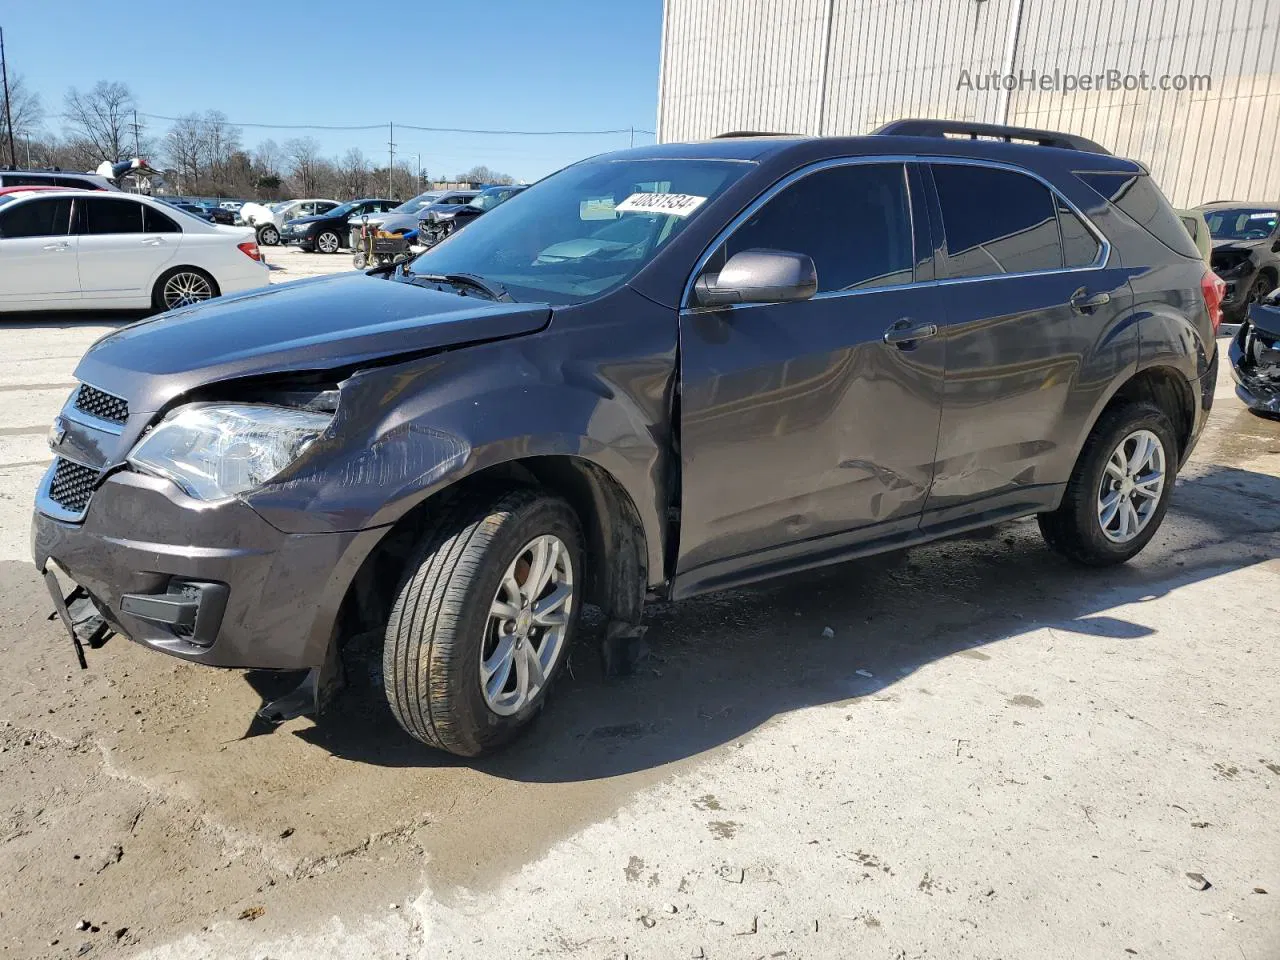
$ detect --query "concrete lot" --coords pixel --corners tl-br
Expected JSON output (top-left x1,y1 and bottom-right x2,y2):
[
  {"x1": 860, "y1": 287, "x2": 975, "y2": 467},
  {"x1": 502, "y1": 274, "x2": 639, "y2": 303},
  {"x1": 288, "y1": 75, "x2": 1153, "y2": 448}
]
[{"x1": 1, "y1": 260, "x2": 1277, "y2": 959}]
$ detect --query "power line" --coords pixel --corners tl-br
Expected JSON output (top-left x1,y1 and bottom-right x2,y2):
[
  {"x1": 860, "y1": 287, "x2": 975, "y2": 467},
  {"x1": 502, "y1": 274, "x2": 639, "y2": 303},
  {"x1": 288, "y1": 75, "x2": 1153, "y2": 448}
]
[{"x1": 127, "y1": 111, "x2": 655, "y2": 137}]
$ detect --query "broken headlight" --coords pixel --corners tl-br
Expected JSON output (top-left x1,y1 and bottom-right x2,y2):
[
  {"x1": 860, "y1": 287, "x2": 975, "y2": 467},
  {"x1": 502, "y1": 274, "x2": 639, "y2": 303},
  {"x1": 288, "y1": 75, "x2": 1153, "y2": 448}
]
[{"x1": 127, "y1": 404, "x2": 333, "y2": 501}]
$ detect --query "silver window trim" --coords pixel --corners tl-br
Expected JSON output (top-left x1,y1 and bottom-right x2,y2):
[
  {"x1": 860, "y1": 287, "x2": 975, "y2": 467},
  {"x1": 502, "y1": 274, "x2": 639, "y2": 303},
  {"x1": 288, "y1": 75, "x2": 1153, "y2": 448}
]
[{"x1": 680, "y1": 153, "x2": 1112, "y2": 312}]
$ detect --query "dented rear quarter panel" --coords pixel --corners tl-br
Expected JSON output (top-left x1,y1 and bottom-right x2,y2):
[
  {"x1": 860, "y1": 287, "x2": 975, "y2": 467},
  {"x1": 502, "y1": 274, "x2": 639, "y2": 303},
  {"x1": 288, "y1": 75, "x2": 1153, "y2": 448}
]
[{"x1": 243, "y1": 286, "x2": 678, "y2": 584}]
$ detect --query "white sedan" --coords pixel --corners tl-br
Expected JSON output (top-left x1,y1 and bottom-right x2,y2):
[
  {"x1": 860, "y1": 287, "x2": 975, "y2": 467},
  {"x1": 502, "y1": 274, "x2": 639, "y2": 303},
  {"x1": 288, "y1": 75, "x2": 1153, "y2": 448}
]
[{"x1": 0, "y1": 189, "x2": 270, "y2": 312}]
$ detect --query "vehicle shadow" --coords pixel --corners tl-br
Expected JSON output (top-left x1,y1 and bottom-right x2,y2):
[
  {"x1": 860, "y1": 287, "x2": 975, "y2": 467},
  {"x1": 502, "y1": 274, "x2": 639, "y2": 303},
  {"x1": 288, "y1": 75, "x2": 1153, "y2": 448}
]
[{"x1": 295, "y1": 462, "x2": 1280, "y2": 779}]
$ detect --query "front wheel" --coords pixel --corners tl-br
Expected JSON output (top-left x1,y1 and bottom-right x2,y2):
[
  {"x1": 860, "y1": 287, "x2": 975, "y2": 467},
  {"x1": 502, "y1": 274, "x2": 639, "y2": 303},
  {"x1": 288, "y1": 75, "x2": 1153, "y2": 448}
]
[
  {"x1": 257, "y1": 224, "x2": 280, "y2": 246},
  {"x1": 1038, "y1": 401, "x2": 1178, "y2": 566},
  {"x1": 352, "y1": 251, "x2": 367, "y2": 269},
  {"x1": 383, "y1": 487, "x2": 583, "y2": 756},
  {"x1": 316, "y1": 230, "x2": 341, "y2": 254}
]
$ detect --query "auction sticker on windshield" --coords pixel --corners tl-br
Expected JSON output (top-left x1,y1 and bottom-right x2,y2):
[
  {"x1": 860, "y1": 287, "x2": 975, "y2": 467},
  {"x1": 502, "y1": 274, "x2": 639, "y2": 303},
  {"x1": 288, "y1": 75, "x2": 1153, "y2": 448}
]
[{"x1": 616, "y1": 193, "x2": 708, "y2": 217}]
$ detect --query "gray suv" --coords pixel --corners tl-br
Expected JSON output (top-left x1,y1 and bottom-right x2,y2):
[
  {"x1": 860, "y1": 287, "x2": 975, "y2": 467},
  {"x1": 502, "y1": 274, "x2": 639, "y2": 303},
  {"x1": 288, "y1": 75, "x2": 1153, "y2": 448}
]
[{"x1": 33, "y1": 120, "x2": 1220, "y2": 756}]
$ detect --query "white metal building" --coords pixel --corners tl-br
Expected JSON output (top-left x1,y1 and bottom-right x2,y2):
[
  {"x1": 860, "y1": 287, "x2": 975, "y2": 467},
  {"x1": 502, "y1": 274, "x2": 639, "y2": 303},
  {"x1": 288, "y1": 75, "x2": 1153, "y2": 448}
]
[{"x1": 656, "y1": 0, "x2": 1280, "y2": 206}]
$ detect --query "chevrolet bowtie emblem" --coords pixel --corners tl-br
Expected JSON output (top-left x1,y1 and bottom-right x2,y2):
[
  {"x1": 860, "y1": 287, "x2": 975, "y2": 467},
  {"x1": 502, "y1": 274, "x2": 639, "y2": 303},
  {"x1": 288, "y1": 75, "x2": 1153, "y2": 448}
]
[{"x1": 49, "y1": 417, "x2": 67, "y2": 449}]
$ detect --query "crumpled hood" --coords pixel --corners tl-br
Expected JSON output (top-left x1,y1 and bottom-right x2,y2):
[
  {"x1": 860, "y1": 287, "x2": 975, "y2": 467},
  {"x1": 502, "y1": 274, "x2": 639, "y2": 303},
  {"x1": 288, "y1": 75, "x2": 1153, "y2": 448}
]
[
  {"x1": 74, "y1": 271, "x2": 551, "y2": 414},
  {"x1": 1248, "y1": 299, "x2": 1280, "y2": 339}
]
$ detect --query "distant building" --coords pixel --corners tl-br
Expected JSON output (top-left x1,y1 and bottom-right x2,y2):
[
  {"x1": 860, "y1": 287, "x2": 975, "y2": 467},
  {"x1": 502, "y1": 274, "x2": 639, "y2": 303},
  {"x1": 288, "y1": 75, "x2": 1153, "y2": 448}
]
[{"x1": 656, "y1": 0, "x2": 1279, "y2": 206}]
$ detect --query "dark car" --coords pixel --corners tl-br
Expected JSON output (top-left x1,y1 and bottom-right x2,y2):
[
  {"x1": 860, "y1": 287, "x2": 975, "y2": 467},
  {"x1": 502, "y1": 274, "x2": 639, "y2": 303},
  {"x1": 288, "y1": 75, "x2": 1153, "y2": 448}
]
[
  {"x1": 281, "y1": 198, "x2": 399, "y2": 253},
  {"x1": 33, "y1": 120, "x2": 1220, "y2": 758},
  {"x1": 419, "y1": 184, "x2": 527, "y2": 246},
  {"x1": 0, "y1": 168, "x2": 118, "y2": 191},
  {"x1": 163, "y1": 200, "x2": 236, "y2": 226},
  {"x1": 1229, "y1": 289, "x2": 1280, "y2": 415},
  {"x1": 1197, "y1": 202, "x2": 1280, "y2": 322}
]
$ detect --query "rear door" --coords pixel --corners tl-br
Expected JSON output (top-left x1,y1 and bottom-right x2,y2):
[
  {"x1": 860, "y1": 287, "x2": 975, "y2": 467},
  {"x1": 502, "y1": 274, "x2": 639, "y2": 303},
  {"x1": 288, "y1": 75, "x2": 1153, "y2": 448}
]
[
  {"x1": 0, "y1": 196, "x2": 79, "y2": 304},
  {"x1": 76, "y1": 196, "x2": 179, "y2": 303},
  {"x1": 922, "y1": 160, "x2": 1133, "y2": 525},
  {"x1": 674, "y1": 160, "x2": 947, "y2": 593}
]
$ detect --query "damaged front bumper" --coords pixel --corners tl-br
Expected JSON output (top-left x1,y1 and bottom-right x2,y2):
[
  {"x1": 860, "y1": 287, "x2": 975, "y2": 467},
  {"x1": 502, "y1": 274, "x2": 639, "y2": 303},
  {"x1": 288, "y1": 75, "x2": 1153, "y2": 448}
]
[
  {"x1": 1229, "y1": 301, "x2": 1280, "y2": 414},
  {"x1": 32, "y1": 467, "x2": 387, "y2": 671}
]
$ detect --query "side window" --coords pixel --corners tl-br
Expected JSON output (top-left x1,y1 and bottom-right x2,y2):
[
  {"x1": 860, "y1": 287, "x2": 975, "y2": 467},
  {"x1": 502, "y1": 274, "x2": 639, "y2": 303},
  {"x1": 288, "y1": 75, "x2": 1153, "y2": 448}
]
[
  {"x1": 932, "y1": 164, "x2": 1062, "y2": 277},
  {"x1": 56, "y1": 176, "x2": 98, "y2": 190},
  {"x1": 84, "y1": 197, "x2": 144, "y2": 235},
  {"x1": 0, "y1": 197, "x2": 73, "y2": 238},
  {"x1": 143, "y1": 205, "x2": 181, "y2": 233},
  {"x1": 315, "y1": 201, "x2": 338, "y2": 214},
  {"x1": 1076, "y1": 171, "x2": 1200, "y2": 259},
  {"x1": 1058, "y1": 200, "x2": 1101, "y2": 268},
  {"x1": 713, "y1": 163, "x2": 915, "y2": 294},
  {"x1": 446, "y1": 195, "x2": 472, "y2": 205}
]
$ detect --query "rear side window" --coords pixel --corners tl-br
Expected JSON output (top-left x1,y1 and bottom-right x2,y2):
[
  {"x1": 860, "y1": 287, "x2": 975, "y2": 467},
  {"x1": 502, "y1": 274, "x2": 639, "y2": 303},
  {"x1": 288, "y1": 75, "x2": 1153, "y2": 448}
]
[
  {"x1": 55, "y1": 176, "x2": 99, "y2": 190},
  {"x1": 143, "y1": 205, "x2": 181, "y2": 233},
  {"x1": 0, "y1": 197, "x2": 73, "y2": 237},
  {"x1": 1077, "y1": 171, "x2": 1200, "y2": 259},
  {"x1": 716, "y1": 162, "x2": 915, "y2": 293},
  {"x1": 84, "y1": 197, "x2": 144, "y2": 234},
  {"x1": 1058, "y1": 200, "x2": 1101, "y2": 268},
  {"x1": 932, "y1": 164, "x2": 1062, "y2": 277}
]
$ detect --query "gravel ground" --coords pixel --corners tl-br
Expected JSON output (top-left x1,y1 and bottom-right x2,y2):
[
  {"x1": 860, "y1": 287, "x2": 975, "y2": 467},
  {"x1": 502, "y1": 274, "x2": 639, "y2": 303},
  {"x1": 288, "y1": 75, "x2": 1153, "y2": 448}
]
[{"x1": 0, "y1": 277, "x2": 1277, "y2": 960}]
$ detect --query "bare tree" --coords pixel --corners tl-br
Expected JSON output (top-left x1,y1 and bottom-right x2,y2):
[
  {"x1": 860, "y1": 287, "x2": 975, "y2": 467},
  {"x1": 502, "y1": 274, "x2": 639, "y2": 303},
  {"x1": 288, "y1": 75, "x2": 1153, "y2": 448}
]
[
  {"x1": 163, "y1": 113, "x2": 204, "y2": 191},
  {"x1": 335, "y1": 147, "x2": 370, "y2": 198},
  {"x1": 455, "y1": 165, "x2": 515, "y2": 186},
  {"x1": 201, "y1": 110, "x2": 242, "y2": 186},
  {"x1": 253, "y1": 138, "x2": 282, "y2": 176},
  {"x1": 1, "y1": 73, "x2": 44, "y2": 141},
  {"x1": 284, "y1": 136, "x2": 324, "y2": 195},
  {"x1": 63, "y1": 81, "x2": 137, "y2": 163}
]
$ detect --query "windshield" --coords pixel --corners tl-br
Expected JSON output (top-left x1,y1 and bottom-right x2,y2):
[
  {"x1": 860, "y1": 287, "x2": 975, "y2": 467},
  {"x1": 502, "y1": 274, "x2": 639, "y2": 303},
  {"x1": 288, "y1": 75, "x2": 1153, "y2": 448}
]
[
  {"x1": 405, "y1": 159, "x2": 749, "y2": 305},
  {"x1": 1205, "y1": 208, "x2": 1279, "y2": 241},
  {"x1": 327, "y1": 200, "x2": 362, "y2": 218},
  {"x1": 392, "y1": 192, "x2": 442, "y2": 215},
  {"x1": 270, "y1": 201, "x2": 293, "y2": 212},
  {"x1": 470, "y1": 187, "x2": 518, "y2": 212}
]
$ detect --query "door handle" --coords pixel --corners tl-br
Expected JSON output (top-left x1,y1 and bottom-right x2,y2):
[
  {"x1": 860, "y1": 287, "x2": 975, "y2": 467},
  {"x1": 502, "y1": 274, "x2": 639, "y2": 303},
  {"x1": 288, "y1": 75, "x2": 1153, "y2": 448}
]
[
  {"x1": 42, "y1": 241, "x2": 69, "y2": 251},
  {"x1": 883, "y1": 319, "x2": 939, "y2": 346},
  {"x1": 1070, "y1": 289, "x2": 1111, "y2": 312},
  {"x1": 141, "y1": 237, "x2": 165, "y2": 246}
]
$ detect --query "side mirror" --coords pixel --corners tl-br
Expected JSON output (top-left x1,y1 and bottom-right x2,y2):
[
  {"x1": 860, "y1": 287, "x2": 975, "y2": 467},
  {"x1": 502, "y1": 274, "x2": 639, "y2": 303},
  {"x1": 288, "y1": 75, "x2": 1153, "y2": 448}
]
[
  {"x1": 1271, "y1": 238, "x2": 1280, "y2": 253},
  {"x1": 694, "y1": 249, "x2": 818, "y2": 308}
]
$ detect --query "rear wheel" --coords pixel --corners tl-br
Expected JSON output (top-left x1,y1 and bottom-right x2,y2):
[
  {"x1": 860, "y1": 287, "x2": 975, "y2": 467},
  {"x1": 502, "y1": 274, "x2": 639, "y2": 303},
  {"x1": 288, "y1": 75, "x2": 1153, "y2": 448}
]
[
  {"x1": 1246, "y1": 274, "x2": 1275, "y2": 308},
  {"x1": 257, "y1": 223, "x2": 280, "y2": 246},
  {"x1": 383, "y1": 487, "x2": 582, "y2": 756},
  {"x1": 1038, "y1": 401, "x2": 1177, "y2": 566},
  {"x1": 152, "y1": 267, "x2": 219, "y2": 312},
  {"x1": 316, "y1": 230, "x2": 341, "y2": 254}
]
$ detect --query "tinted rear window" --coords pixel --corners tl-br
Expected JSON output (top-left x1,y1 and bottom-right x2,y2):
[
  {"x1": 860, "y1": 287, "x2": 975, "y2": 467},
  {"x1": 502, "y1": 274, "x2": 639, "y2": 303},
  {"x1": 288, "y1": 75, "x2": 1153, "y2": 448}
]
[
  {"x1": 932, "y1": 164, "x2": 1063, "y2": 277},
  {"x1": 1077, "y1": 172, "x2": 1200, "y2": 259}
]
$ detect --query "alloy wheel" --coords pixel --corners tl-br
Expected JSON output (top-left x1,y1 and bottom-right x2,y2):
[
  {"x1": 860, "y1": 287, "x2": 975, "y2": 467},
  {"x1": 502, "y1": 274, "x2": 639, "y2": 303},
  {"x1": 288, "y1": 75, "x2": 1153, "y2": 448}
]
[
  {"x1": 480, "y1": 534, "x2": 574, "y2": 716},
  {"x1": 162, "y1": 271, "x2": 214, "y2": 309},
  {"x1": 317, "y1": 231, "x2": 340, "y2": 253},
  {"x1": 1096, "y1": 429, "x2": 1166, "y2": 543}
]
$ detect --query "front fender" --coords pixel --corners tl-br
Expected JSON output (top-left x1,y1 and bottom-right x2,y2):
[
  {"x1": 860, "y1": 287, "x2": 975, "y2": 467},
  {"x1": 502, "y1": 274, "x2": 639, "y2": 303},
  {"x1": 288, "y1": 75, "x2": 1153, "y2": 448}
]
[{"x1": 243, "y1": 289, "x2": 678, "y2": 583}]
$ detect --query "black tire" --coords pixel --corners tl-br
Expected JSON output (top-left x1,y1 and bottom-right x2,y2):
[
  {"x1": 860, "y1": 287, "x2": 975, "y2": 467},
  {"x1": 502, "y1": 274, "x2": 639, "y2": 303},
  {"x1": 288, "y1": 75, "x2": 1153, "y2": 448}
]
[
  {"x1": 315, "y1": 230, "x2": 342, "y2": 254},
  {"x1": 352, "y1": 251, "x2": 367, "y2": 269},
  {"x1": 1038, "y1": 400, "x2": 1178, "y2": 566},
  {"x1": 1247, "y1": 274, "x2": 1274, "y2": 307},
  {"x1": 257, "y1": 223, "x2": 280, "y2": 246},
  {"x1": 383, "y1": 487, "x2": 583, "y2": 756},
  {"x1": 151, "y1": 266, "x2": 220, "y2": 313}
]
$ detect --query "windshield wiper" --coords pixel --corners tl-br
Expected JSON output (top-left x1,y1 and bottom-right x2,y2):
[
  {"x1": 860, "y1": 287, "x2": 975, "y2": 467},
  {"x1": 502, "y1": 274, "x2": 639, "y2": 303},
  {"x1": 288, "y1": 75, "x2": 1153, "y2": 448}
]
[{"x1": 408, "y1": 271, "x2": 514, "y2": 302}]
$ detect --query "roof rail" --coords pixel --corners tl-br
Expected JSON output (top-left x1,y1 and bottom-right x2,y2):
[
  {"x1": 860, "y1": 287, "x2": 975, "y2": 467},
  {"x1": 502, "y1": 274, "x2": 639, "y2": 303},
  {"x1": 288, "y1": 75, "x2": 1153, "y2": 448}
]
[
  {"x1": 713, "y1": 130, "x2": 800, "y2": 139},
  {"x1": 872, "y1": 119, "x2": 1111, "y2": 155}
]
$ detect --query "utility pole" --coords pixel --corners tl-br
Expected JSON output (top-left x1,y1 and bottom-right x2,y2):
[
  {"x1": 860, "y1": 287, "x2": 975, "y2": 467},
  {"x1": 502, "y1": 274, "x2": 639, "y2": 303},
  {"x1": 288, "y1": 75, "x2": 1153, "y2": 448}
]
[
  {"x1": 131, "y1": 109, "x2": 141, "y2": 156},
  {"x1": 416, "y1": 153, "x2": 421, "y2": 189},
  {"x1": 387, "y1": 121, "x2": 396, "y2": 198},
  {"x1": 0, "y1": 28, "x2": 17, "y2": 168},
  {"x1": 629, "y1": 126, "x2": 635, "y2": 148}
]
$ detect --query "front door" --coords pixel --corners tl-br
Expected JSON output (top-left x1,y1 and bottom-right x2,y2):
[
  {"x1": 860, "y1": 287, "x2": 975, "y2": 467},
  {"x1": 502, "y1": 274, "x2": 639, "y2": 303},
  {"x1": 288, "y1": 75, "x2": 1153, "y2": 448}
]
[
  {"x1": 674, "y1": 160, "x2": 946, "y2": 595},
  {"x1": 76, "y1": 196, "x2": 179, "y2": 303},
  {"x1": 0, "y1": 196, "x2": 79, "y2": 305},
  {"x1": 922, "y1": 161, "x2": 1135, "y2": 525}
]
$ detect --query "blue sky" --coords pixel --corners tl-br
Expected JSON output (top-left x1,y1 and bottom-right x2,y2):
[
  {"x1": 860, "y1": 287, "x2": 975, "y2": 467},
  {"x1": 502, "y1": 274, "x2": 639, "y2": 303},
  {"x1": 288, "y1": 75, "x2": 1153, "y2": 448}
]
[{"x1": 4, "y1": 0, "x2": 662, "y2": 181}]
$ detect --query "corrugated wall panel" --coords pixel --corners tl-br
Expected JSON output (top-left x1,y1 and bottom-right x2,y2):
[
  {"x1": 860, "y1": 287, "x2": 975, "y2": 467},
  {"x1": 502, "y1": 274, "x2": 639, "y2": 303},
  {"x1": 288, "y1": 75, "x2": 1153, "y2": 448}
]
[{"x1": 658, "y1": 0, "x2": 1280, "y2": 206}]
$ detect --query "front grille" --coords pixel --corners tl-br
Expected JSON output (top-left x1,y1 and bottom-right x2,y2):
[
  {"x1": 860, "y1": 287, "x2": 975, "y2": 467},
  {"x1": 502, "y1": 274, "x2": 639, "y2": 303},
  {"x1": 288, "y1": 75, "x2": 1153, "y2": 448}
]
[
  {"x1": 74, "y1": 384, "x2": 128, "y2": 424},
  {"x1": 48, "y1": 458, "x2": 99, "y2": 513}
]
